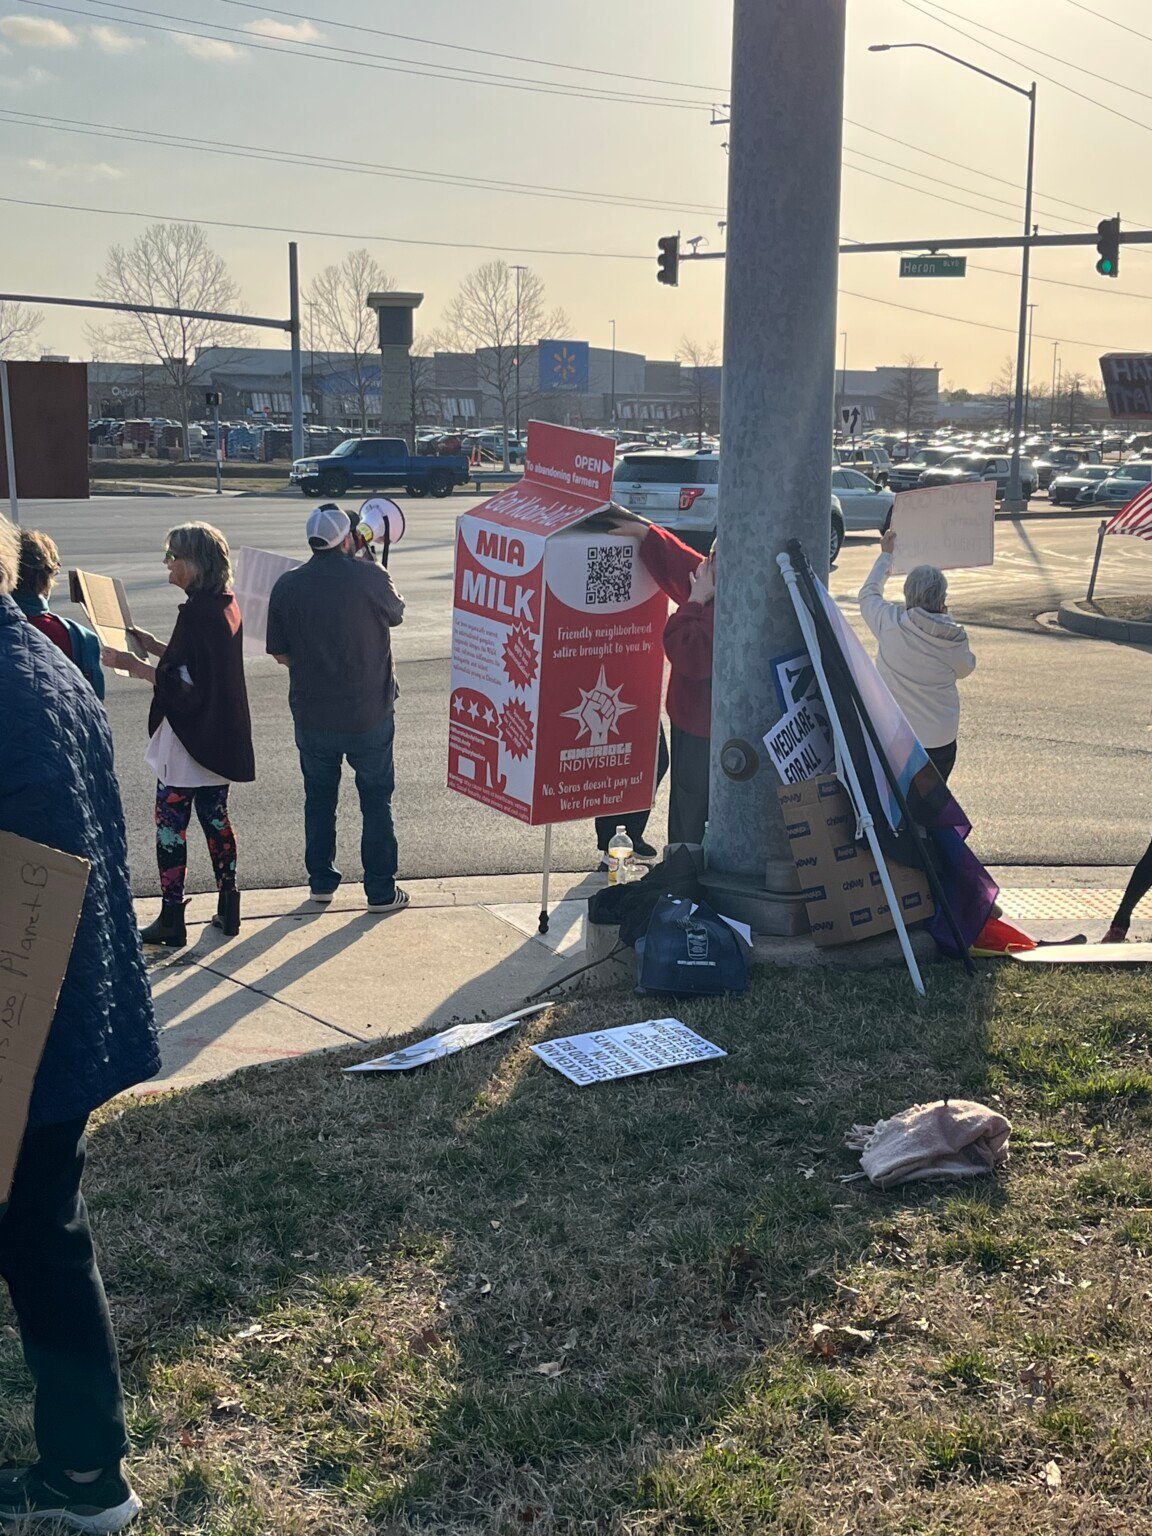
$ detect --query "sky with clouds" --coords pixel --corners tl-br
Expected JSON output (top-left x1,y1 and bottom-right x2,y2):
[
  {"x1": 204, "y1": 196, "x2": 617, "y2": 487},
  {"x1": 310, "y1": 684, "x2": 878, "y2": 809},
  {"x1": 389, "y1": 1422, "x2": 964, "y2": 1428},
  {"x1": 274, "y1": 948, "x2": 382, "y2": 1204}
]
[{"x1": 0, "y1": 0, "x2": 1149, "y2": 389}]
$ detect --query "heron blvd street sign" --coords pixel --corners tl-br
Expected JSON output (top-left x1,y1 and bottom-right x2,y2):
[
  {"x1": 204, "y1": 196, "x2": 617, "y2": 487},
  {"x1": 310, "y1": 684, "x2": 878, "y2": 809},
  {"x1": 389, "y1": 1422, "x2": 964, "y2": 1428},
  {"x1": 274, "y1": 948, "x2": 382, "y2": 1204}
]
[{"x1": 899, "y1": 255, "x2": 968, "y2": 278}]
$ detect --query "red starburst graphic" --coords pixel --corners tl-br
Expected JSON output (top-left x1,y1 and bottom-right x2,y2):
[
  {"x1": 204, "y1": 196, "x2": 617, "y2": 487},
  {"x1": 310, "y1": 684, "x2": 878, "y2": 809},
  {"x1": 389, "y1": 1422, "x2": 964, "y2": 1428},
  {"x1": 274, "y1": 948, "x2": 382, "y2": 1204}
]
[
  {"x1": 502, "y1": 621, "x2": 540, "y2": 690},
  {"x1": 499, "y1": 698, "x2": 535, "y2": 760}
]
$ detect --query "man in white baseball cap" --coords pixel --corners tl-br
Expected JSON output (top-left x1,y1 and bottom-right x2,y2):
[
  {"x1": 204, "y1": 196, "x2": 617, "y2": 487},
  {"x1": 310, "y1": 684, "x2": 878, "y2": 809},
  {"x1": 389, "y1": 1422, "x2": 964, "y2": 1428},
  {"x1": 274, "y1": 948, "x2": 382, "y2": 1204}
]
[{"x1": 266, "y1": 504, "x2": 409, "y2": 912}]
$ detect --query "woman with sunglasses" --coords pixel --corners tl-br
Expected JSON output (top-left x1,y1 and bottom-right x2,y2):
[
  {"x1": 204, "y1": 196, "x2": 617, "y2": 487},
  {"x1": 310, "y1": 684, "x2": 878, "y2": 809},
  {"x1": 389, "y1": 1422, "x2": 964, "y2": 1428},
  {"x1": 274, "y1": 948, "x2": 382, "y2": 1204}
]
[{"x1": 101, "y1": 522, "x2": 255, "y2": 947}]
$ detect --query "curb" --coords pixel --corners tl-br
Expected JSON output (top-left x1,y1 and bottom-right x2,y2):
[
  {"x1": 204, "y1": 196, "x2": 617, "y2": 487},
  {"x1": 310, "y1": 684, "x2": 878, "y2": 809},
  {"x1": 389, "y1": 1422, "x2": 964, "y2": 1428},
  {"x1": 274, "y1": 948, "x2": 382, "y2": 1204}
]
[{"x1": 1057, "y1": 599, "x2": 1152, "y2": 645}]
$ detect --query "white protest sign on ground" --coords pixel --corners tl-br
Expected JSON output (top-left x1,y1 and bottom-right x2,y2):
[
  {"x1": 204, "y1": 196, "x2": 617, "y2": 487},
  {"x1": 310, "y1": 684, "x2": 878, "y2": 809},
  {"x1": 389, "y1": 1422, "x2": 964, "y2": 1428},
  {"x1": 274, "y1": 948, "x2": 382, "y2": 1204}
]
[
  {"x1": 344, "y1": 1003, "x2": 552, "y2": 1072},
  {"x1": 234, "y1": 547, "x2": 302, "y2": 657},
  {"x1": 889, "y1": 482, "x2": 995, "y2": 574},
  {"x1": 532, "y1": 1018, "x2": 726, "y2": 1086},
  {"x1": 764, "y1": 694, "x2": 835, "y2": 785}
]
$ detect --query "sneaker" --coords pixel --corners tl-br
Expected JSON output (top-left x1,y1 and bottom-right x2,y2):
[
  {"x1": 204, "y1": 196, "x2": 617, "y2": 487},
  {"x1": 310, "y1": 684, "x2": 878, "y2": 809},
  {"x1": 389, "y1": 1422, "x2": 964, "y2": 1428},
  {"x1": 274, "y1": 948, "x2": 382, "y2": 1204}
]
[
  {"x1": 0, "y1": 1463, "x2": 142, "y2": 1532},
  {"x1": 366, "y1": 888, "x2": 410, "y2": 914},
  {"x1": 633, "y1": 840, "x2": 659, "y2": 859},
  {"x1": 1101, "y1": 923, "x2": 1129, "y2": 944},
  {"x1": 310, "y1": 889, "x2": 336, "y2": 904}
]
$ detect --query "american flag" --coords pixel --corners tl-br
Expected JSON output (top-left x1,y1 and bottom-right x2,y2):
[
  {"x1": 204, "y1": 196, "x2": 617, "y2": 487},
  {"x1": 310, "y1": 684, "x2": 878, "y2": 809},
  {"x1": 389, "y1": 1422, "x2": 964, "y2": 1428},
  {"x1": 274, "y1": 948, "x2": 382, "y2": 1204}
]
[{"x1": 1105, "y1": 482, "x2": 1152, "y2": 540}]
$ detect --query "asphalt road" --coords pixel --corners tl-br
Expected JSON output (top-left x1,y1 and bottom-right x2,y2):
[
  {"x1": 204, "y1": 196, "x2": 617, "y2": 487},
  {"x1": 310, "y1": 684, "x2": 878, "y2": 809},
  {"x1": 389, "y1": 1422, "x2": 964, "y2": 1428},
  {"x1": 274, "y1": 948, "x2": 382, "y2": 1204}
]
[{"x1": 16, "y1": 489, "x2": 1152, "y2": 896}]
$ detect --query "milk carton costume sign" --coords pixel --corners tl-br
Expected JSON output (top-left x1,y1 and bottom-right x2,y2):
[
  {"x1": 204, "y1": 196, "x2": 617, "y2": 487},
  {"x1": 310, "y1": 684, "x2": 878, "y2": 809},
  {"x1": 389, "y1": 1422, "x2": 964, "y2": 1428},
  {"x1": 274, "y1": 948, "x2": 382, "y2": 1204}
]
[{"x1": 449, "y1": 422, "x2": 667, "y2": 826}]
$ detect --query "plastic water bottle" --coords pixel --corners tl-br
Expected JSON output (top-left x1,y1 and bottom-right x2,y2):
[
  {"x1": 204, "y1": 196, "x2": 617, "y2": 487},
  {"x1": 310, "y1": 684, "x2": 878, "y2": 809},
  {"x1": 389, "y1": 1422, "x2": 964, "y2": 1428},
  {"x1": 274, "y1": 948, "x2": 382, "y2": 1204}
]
[{"x1": 607, "y1": 825, "x2": 633, "y2": 885}]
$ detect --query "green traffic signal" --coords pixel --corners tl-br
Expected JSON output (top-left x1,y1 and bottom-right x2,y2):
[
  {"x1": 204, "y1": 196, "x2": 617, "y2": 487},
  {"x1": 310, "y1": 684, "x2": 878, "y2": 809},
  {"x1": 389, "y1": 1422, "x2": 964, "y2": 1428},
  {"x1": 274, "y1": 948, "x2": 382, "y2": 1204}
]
[{"x1": 1096, "y1": 216, "x2": 1120, "y2": 279}]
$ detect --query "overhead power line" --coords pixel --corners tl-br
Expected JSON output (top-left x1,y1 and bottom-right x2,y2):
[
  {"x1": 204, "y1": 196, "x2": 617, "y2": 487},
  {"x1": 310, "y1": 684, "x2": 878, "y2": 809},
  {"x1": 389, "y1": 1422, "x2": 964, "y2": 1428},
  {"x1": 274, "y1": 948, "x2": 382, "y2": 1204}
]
[
  {"x1": 21, "y1": 0, "x2": 710, "y2": 110},
  {"x1": 0, "y1": 190, "x2": 1127, "y2": 355},
  {"x1": 0, "y1": 109, "x2": 726, "y2": 218},
  {"x1": 915, "y1": 0, "x2": 1152, "y2": 104},
  {"x1": 213, "y1": 0, "x2": 729, "y2": 94},
  {"x1": 899, "y1": 0, "x2": 1152, "y2": 140},
  {"x1": 1062, "y1": 0, "x2": 1152, "y2": 45},
  {"x1": 0, "y1": 191, "x2": 657, "y2": 260}
]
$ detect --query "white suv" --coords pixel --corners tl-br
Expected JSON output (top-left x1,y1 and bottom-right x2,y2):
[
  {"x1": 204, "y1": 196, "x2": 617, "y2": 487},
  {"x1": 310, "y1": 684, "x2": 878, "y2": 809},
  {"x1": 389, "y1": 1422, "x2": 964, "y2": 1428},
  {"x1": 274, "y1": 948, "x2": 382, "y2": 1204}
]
[{"x1": 612, "y1": 450, "x2": 719, "y2": 551}]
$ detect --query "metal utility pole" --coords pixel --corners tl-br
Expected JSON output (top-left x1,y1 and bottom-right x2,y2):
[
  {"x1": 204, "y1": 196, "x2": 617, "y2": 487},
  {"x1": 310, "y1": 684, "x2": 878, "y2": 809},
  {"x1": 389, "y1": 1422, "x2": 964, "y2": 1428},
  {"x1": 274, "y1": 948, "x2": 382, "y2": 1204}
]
[
  {"x1": 0, "y1": 361, "x2": 19, "y2": 526},
  {"x1": 706, "y1": 0, "x2": 846, "y2": 933},
  {"x1": 1050, "y1": 342, "x2": 1060, "y2": 431},
  {"x1": 288, "y1": 241, "x2": 304, "y2": 460},
  {"x1": 870, "y1": 43, "x2": 1035, "y2": 510},
  {"x1": 838, "y1": 331, "x2": 848, "y2": 435}
]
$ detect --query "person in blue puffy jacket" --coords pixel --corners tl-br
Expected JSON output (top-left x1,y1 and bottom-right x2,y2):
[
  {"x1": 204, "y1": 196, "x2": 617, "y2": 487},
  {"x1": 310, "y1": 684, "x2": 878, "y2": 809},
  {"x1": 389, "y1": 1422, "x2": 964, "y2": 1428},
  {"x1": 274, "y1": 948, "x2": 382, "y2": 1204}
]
[{"x1": 0, "y1": 515, "x2": 159, "y2": 1531}]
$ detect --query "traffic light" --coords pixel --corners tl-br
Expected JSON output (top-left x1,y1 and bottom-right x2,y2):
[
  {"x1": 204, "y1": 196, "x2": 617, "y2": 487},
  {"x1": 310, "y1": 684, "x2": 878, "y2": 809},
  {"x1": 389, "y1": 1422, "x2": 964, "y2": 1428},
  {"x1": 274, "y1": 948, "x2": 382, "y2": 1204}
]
[
  {"x1": 1096, "y1": 215, "x2": 1120, "y2": 278},
  {"x1": 657, "y1": 234, "x2": 680, "y2": 287},
  {"x1": 205, "y1": 390, "x2": 221, "y2": 407}
]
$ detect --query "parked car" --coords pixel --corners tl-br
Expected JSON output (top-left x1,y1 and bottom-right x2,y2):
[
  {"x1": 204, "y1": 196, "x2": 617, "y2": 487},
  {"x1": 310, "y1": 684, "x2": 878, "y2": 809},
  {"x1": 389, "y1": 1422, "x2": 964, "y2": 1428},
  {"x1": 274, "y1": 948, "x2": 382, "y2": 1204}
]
[
  {"x1": 888, "y1": 446, "x2": 956, "y2": 492},
  {"x1": 1048, "y1": 464, "x2": 1112, "y2": 506},
  {"x1": 289, "y1": 436, "x2": 470, "y2": 498},
  {"x1": 918, "y1": 452, "x2": 1038, "y2": 499},
  {"x1": 612, "y1": 449, "x2": 844, "y2": 562},
  {"x1": 835, "y1": 443, "x2": 891, "y2": 485},
  {"x1": 1078, "y1": 463, "x2": 1152, "y2": 505},
  {"x1": 612, "y1": 450, "x2": 719, "y2": 549},
  {"x1": 1035, "y1": 446, "x2": 1102, "y2": 490},
  {"x1": 831, "y1": 467, "x2": 895, "y2": 531}
]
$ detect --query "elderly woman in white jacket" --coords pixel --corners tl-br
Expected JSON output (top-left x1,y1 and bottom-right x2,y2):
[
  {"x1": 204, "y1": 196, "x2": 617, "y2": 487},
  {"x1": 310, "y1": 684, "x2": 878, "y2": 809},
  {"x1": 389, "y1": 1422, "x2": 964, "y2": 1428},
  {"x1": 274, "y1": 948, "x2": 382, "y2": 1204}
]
[{"x1": 858, "y1": 527, "x2": 976, "y2": 783}]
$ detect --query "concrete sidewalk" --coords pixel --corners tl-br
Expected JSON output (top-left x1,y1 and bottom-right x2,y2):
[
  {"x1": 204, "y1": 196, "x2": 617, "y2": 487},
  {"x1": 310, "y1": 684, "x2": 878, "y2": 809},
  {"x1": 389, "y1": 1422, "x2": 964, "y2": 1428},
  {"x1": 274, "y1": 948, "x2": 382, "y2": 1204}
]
[{"x1": 134, "y1": 866, "x2": 1139, "y2": 1096}]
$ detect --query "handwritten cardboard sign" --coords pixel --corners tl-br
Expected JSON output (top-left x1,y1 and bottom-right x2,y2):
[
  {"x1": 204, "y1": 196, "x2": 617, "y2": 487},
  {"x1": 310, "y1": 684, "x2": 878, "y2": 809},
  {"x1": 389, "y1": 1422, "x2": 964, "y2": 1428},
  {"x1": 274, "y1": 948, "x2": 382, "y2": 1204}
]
[
  {"x1": 0, "y1": 832, "x2": 90, "y2": 1202},
  {"x1": 69, "y1": 568, "x2": 147, "y2": 674},
  {"x1": 233, "y1": 547, "x2": 302, "y2": 658},
  {"x1": 890, "y1": 482, "x2": 995, "y2": 574}
]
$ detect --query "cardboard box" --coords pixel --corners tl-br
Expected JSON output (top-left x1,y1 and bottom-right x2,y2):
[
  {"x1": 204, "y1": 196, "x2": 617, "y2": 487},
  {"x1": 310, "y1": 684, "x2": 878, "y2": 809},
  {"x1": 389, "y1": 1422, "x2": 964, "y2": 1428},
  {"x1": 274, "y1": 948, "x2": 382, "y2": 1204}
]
[
  {"x1": 0, "y1": 833, "x2": 90, "y2": 1202},
  {"x1": 777, "y1": 775, "x2": 933, "y2": 947},
  {"x1": 448, "y1": 421, "x2": 668, "y2": 826}
]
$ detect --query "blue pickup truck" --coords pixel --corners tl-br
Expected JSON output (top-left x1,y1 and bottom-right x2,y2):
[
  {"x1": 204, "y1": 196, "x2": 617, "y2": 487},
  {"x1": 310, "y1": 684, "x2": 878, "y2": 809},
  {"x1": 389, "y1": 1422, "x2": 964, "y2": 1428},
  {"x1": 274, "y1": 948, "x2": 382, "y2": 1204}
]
[{"x1": 289, "y1": 437, "x2": 471, "y2": 498}]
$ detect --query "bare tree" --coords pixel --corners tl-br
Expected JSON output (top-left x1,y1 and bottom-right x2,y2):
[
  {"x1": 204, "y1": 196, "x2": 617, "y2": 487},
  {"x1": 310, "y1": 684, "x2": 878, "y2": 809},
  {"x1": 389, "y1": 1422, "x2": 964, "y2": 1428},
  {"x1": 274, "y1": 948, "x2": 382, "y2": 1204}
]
[
  {"x1": 90, "y1": 222, "x2": 247, "y2": 457},
  {"x1": 306, "y1": 248, "x2": 395, "y2": 432},
  {"x1": 882, "y1": 354, "x2": 937, "y2": 441},
  {"x1": 675, "y1": 337, "x2": 720, "y2": 446},
  {"x1": 0, "y1": 300, "x2": 43, "y2": 360},
  {"x1": 442, "y1": 261, "x2": 568, "y2": 468}
]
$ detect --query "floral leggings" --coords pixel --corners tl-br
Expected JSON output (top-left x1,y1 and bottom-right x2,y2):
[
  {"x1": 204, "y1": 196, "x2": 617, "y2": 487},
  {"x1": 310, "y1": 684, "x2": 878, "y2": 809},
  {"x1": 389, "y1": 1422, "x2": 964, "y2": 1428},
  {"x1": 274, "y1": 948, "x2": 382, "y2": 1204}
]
[{"x1": 155, "y1": 783, "x2": 237, "y2": 904}]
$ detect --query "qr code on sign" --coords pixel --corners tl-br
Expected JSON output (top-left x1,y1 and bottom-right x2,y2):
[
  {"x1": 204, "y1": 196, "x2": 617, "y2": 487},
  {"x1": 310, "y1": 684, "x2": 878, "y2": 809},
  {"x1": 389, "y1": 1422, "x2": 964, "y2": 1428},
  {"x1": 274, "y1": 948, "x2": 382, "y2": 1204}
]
[{"x1": 585, "y1": 544, "x2": 633, "y2": 606}]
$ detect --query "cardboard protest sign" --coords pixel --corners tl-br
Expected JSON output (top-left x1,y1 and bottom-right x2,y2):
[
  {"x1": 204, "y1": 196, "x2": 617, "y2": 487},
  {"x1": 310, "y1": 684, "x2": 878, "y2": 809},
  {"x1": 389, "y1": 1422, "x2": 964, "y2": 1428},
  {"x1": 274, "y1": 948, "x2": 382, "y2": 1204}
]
[
  {"x1": 1099, "y1": 353, "x2": 1152, "y2": 418},
  {"x1": 69, "y1": 568, "x2": 147, "y2": 673},
  {"x1": 448, "y1": 421, "x2": 667, "y2": 826},
  {"x1": 0, "y1": 832, "x2": 90, "y2": 1202},
  {"x1": 532, "y1": 1018, "x2": 725, "y2": 1086},
  {"x1": 764, "y1": 694, "x2": 835, "y2": 786},
  {"x1": 234, "y1": 547, "x2": 302, "y2": 658},
  {"x1": 889, "y1": 482, "x2": 995, "y2": 574}
]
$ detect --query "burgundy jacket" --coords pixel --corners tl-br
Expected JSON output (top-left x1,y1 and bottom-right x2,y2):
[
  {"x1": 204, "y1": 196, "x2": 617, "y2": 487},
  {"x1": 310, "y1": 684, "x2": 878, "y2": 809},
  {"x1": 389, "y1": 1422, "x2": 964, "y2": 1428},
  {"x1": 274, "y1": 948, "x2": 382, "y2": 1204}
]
[
  {"x1": 148, "y1": 590, "x2": 255, "y2": 781},
  {"x1": 640, "y1": 526, "x2": 712, "y2": 739}
]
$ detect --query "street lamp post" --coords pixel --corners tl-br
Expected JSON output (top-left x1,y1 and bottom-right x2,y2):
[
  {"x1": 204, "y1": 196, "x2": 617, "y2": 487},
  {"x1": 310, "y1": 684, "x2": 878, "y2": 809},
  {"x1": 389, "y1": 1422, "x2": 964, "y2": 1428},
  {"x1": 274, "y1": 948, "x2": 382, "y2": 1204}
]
[
  {"x1": 511, "y1": 263, "x2": 526, "y2": 467},
  {"x1": 1050, "y1": 342, "x2": 1060, "y2": 431},
  {"x1": 609, "y1": 318, "x2": 617, "y2": 431},
  {"x1": 838, "y1": 331, "x2": 848, "y2": 435},
  {"x1": 1024, "y1": 302, "x2": 1036, "y2": 432},
  {"x1": 870, "y1": 42, "x2": 1035, "y2": 510}
]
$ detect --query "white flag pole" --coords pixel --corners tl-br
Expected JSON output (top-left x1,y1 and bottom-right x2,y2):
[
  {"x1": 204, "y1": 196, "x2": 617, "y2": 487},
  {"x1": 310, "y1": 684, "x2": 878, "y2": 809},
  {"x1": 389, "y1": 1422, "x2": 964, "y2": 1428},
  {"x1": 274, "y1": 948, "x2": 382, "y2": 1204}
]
[{"x1": 777, "y1": 550, "x2": 926, "y2": 996}]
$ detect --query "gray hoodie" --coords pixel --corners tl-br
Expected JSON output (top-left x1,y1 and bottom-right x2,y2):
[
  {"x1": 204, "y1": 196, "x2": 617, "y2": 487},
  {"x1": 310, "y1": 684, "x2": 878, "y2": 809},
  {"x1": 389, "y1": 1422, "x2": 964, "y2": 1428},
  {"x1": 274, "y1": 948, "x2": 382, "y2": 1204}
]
[{"x1": 858, "y1": 552, "x2": 976, "y2": 748}]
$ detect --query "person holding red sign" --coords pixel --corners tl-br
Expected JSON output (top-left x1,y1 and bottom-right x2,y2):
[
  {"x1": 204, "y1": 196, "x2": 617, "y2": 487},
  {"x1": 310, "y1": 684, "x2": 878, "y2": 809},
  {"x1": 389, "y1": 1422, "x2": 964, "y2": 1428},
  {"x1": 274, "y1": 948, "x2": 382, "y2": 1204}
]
[{"x1": 593, "y1": 524, "x2": 711, "y2": 853}]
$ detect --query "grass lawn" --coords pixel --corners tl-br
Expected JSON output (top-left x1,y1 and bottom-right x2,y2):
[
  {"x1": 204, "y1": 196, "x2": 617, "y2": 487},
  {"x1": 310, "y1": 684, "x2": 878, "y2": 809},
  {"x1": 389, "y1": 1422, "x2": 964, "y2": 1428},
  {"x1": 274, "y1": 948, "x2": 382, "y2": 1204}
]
[{"x1": 3, "y1": 964, "x2": 1152, "y2": 1533}]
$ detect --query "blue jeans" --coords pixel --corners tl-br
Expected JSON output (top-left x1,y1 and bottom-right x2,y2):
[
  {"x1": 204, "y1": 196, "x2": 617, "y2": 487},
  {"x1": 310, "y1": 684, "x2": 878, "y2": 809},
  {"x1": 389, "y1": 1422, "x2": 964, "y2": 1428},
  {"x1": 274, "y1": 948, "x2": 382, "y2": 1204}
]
[{"x1": 294, "y1": 714, "x2": 399, "y2": 904}]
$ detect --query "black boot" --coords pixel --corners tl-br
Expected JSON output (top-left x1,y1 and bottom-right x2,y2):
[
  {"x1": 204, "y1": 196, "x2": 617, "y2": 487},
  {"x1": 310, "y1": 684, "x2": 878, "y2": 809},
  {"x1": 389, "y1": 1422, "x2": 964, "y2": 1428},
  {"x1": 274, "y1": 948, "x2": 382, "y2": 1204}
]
[
  {"x1": 140, "y1": 899, "x2": 188, "y2": 947},
  {"x1": 211, "y1": 888, "x2": 241, "y2": 937}
]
